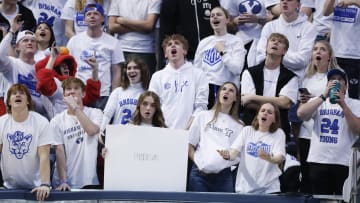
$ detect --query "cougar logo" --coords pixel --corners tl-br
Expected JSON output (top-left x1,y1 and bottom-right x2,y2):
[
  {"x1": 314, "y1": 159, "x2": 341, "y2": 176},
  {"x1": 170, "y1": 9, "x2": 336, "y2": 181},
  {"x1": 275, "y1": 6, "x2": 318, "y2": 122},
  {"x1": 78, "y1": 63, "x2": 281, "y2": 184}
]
[{"x1": 7, "y1": 131, "x2": 33, "y2": 159}]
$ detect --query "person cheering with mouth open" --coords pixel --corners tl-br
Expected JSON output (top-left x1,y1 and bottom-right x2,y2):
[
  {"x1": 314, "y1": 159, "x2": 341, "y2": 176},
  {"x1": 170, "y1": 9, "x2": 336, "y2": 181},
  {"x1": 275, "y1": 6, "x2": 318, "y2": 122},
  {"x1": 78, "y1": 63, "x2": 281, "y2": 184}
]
[
  {"x1": 188, "y1": 82, "x2": 244, "y2": 192},
  {"x1": 218, "y1": 102, "x2": 286, "y2": 194}
]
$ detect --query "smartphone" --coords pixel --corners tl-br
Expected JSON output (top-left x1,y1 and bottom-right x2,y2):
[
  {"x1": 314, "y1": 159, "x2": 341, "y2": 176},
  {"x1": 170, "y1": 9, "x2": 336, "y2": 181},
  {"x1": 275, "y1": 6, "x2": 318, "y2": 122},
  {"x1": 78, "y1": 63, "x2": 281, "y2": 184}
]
[{"x1": 299, "y1": 88, "x2": 310, "y2": 95}]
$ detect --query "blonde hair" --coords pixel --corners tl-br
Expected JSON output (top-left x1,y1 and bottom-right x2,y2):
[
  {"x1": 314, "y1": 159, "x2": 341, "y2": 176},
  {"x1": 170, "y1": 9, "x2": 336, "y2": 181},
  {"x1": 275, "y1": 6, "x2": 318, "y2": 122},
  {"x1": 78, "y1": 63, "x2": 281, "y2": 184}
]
[
  {"x1": 305, "y1": 40, "x2": 339, "y2": 78},
  {"x1": 75, "y1": 0, "x2": 104, "y2": 11}
]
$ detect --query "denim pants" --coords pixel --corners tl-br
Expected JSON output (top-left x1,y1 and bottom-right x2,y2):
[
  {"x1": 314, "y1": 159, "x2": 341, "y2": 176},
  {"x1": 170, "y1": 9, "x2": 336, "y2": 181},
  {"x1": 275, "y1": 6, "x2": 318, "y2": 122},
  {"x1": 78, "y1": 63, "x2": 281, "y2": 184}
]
[{"x1": 188, "y1": 164, "x2": 234, "y2": 192}]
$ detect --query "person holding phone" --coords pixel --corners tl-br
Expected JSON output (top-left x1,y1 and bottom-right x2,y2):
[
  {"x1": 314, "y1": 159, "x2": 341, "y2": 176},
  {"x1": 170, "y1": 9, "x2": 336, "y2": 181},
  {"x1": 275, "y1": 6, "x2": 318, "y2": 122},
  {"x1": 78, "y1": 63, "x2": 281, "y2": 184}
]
[{"x1": 297, "y1": 40, "x2": 339, "y2": 193}]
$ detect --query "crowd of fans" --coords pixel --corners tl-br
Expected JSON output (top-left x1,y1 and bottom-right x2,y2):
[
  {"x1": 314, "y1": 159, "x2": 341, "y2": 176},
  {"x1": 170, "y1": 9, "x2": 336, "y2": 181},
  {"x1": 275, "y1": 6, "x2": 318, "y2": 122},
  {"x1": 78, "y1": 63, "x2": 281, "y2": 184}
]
[{"x1": 0, "y1": 0, "x2": 360, "y2": 201}]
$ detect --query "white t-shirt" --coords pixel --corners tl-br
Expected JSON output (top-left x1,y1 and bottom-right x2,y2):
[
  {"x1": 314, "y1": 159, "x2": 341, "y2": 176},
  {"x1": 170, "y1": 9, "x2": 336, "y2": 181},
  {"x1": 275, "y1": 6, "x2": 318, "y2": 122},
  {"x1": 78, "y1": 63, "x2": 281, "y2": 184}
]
[
  {"x1": 224, "y1": 0, "x2": 273, "y2": 44},
  {"x1": 108, "y1": 0, "x2": 161, "y2": 53},
  {"x1": 24, "y1": 0, "x2": 68, "y2": 46},
  {"x1": 35, "y1": 48, "x2": 51, "y2": 62},
  {"x1": 189, "y1": 110, "x2": 243, "y2": 173},
  {"x1": 312, "y1": 0, "x2": 332, "y2": 36},
  {"x1": 51, "y1": 107, "x2": 103, "y2": 188},
  {"x1": 231, "y1": 126, "x2": 286, "y2": 194},
  {"x1": 67, "y1": 31, "x2": 125, "y2": 96},
  {"x1": 0, "y1": 56, "x2": 48, "y2": 117},
  {"x1": 241, "y1": 67, "x2": 298, "y2": 104},
  {"x1": 149, "y1": 62, "x2": 209, "y2": 129},
  {"x1": 307, "y1": 98, "x2": 360, "y2": 166},
  {"x1": 0, "y1": 73, "x2": 8, "y2": 98},
  {"x1": 299, "y1": 72, "x2": 327, "y2": 139},
  {"x1": 100, "y1": 83, "x2": 144, "y2": 131},
  {"x1": 330, "y1": 0, "x2": 360, "y2": 59},
  {"x1": 194, "y1": 33, "x2": 246, "y2": 88},
  {"x1": 0, "y1": 112, "x2": 54, "y2": 189},
  {"x1": 61, "y1": 0, "x2": 110, "y2": 34}
]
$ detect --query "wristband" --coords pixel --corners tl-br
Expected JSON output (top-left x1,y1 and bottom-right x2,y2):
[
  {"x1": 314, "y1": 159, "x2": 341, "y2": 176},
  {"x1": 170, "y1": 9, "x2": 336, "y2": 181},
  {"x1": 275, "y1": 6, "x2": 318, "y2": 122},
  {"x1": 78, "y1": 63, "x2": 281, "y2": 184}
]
[
  {"x1": 40, "y1": 183, "x2": 52, "y2": 189},
  {"x1": 219, "y1": 51, "x2": 226, "y2": 56},
  {"x1": 319, "y1": 94, "x2": 326, "y2": 101}
]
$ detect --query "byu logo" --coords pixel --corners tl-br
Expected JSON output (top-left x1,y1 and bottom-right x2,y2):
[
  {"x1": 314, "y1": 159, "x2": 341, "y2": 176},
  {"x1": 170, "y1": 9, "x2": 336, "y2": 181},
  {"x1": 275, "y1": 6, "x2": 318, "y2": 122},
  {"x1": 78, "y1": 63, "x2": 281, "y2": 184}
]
[
  {"x1": 7, "y1": 131, "x2": 33, "y2": 159},
  {"x1": 239, "y1": 0, "x2": 262, "y2": 14},
  {"x1": 246, "y1": 141, "x2": 270, "y2": 157},
  {"x1": 203, "y1": 48, "x2": 221, "y2": 66}
]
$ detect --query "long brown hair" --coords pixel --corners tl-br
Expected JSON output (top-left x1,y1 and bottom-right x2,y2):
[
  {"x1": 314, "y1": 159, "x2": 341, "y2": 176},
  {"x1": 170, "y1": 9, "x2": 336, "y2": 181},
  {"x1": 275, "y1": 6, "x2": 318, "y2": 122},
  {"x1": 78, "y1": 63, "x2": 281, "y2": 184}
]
[
  {"x1": 6, "y1": 84, "x2": 34, "y2": 114},
  {"x1": 251, "y1": 102, "x2": 281, "y2": 133},
  {"x1": 120, "y1": 57, "x2": 150, "y2": 90},
  {"x1": 206, "y1": 82, "x2": 243, "y2": 127},
  {"x1": 131, "y1": 91, "x2": 167, "y2": 128}
]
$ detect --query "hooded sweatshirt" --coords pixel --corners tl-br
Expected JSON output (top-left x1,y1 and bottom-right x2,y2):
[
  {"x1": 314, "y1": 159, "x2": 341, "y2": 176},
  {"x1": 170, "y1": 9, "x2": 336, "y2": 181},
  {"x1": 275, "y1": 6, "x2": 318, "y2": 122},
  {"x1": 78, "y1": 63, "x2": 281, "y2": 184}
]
[{"x1": 35, "y1": 53, "x2": 100, "y2": 114}]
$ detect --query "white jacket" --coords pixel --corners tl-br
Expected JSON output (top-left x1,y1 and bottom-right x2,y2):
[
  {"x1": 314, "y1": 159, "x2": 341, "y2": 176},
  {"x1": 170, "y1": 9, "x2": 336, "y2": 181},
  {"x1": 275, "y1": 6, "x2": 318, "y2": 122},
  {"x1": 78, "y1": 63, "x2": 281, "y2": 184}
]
[{"x1": 149, "y1": 62, "x2": 209, "y2": 129}]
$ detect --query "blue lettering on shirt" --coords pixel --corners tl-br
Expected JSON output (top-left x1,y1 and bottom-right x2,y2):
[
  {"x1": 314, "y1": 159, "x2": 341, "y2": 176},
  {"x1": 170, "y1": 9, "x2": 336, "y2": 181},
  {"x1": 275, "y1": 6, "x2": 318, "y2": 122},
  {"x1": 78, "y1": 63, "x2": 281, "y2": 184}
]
[
  {"x1": 38, "y1": 3, "x2": 61, "y2": 17},
  {"x1": 7, "y1": 131, "x2": 32, "y2": 159},
  {"x1": 203, "y1": 48, "x2": 221, "y2": 66},
  {"x1": 18, "y1": 73, "x2": 40, "y2": 97},
  {"x1": 119, "y1": 98, "x2": 138, "y2": 107},
  {"x1": 246, "y1": 141, "x2": 271, "y2": 157},
  {"x1": 163, "y1": 80, "x2": 189, "y2": 93},
  {"x1": 75, "y1": 12, "x2": 86, "y2": 27},
  {"x1": 333, "y1": 6, "x2": 358, "y2": 23}
]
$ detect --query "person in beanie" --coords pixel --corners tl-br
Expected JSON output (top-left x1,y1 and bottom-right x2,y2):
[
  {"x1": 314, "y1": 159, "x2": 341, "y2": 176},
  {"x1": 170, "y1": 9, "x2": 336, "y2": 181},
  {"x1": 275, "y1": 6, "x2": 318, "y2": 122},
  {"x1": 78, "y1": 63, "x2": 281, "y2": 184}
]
[{"x1": 297, "y1": 68, "x2": 360, "y2": 194}]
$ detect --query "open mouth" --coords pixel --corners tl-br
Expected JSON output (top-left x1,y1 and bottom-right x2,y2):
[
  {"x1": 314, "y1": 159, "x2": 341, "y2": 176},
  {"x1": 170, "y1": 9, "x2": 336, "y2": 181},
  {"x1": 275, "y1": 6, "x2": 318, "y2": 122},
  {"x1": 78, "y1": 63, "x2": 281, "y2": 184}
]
[
  {"x1": 315, "y1": 56, "x2": 321, "y2": 60},
  {"x1": 15, "y1": 99, "x2": 22, "y2": 103},
  {"x1": 39, "y1": 32, "x2": 46, "y2": 37},
  {"x1": 212, "y1": 20, "x2": 220, "y2": 25},
  {"x1": 223, "y1": 95, "x2": 228, "y2": 100},
  {"x1": 271, "y1": 46, "x2": 278, "y2": 50},
  {"x1": 171, "y1": 49, "x2": 177, "y2": 55},
  {"x1": 128, "y1": 73, "x2": 137, "y2": 79},
  {"x1": 261, "y1": 117, "x2": 267, "y2": 121}
]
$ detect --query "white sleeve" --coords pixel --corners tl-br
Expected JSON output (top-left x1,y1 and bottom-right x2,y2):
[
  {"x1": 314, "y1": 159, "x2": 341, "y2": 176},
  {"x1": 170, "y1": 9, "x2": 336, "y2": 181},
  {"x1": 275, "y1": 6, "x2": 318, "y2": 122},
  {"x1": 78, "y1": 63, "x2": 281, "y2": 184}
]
[
  {"x1": 37, "y1": 116, "x2": 55, "y2": 146},
  {"x1": 0, "y1": 33, "x2": 12, "y2": 73},
  {"x1": 272, "y1": 129, "x2": 286, "y2": 157},
  {"x1": 108, "y1": 0, "x2": 120, "y2": 16},
  {"x1": 282, "y1": 23, "x2": 317, "y2": 72},
  {"x1": 188, "y1": 113, "x2": 202, "y2": 147},
  {"x1": 193, "y1": 70, "x2": 209, "y2": 115},
  {"x1": 148, "y1": 73, "x2": 161, "y2": 95},
  {"x1": 279, "y1": 76, "x2": 299, "y2": 104},
  {"x1": 231, "y1": 126, "x2": 248, "y2": 151},
  {"x1": 241, "y1": 70, "x2": 256, "y2": 94},
  {"x1": 111, "y1": 39, "x2": 125, "y2": 64},
  {"x1": 222, "y1": 39, "x2": 246, "y2": 76},
  {"x1": 148, "y1": 0, "x2": 161, "y2": 14},
  {"x1": 50, "y1": 117, "x2": 64, "y2": 145},
  {"x1": 193, "y1": 41, "x2": 205, "y2": 71},
  {"x1": 60, "y1": 0, "x2": 75, "y2": 20},
  {"x1": 255, "y1": 23, "x2": 271, "y2": 65},
  {"x1": 100, "y1": 89, "x2": 120, "y2": 131}
]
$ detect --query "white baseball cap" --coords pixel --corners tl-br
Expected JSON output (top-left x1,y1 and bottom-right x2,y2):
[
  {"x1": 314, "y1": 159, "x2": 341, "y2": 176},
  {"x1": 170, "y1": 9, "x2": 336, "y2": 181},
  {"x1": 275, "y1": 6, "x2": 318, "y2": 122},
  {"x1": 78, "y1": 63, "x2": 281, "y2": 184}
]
[{"x1": 16, "y1": 30, "x2": 36, "y2": 44}]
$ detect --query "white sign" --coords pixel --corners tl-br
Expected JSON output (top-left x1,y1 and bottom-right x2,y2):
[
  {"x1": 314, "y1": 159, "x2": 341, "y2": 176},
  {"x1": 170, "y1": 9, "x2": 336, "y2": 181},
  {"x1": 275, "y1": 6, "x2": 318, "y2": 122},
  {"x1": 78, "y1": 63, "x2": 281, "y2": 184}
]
[{"x1": 104, "y1": 125, "x2": 189, "y2": 192}]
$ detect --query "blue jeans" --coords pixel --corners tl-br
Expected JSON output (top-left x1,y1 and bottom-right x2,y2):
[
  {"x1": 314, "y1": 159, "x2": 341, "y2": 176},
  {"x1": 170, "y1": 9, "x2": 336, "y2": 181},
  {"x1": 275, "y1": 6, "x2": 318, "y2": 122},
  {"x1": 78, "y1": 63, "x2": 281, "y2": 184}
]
[{"x1": 188, "y1": 165, "x2": 234, "y2": 192}]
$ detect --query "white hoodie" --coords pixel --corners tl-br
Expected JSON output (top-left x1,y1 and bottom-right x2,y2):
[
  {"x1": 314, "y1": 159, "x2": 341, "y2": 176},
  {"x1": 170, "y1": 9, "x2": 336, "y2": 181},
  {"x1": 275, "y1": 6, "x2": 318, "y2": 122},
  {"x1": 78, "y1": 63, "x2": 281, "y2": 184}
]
[
  {"x1": 149, "y1": 62, "x2": 209, "y2": 129},
  {"x1": 256, "y1": 14, "x2": 317, "y2": 79}
]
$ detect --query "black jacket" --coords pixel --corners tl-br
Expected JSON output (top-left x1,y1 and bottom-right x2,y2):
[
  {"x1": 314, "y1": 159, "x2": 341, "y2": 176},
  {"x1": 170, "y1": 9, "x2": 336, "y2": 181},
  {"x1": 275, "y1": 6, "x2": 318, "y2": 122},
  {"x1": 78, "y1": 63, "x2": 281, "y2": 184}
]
[{"x1": 159, "y1": 0, "x2": 220, "y2": 66}]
